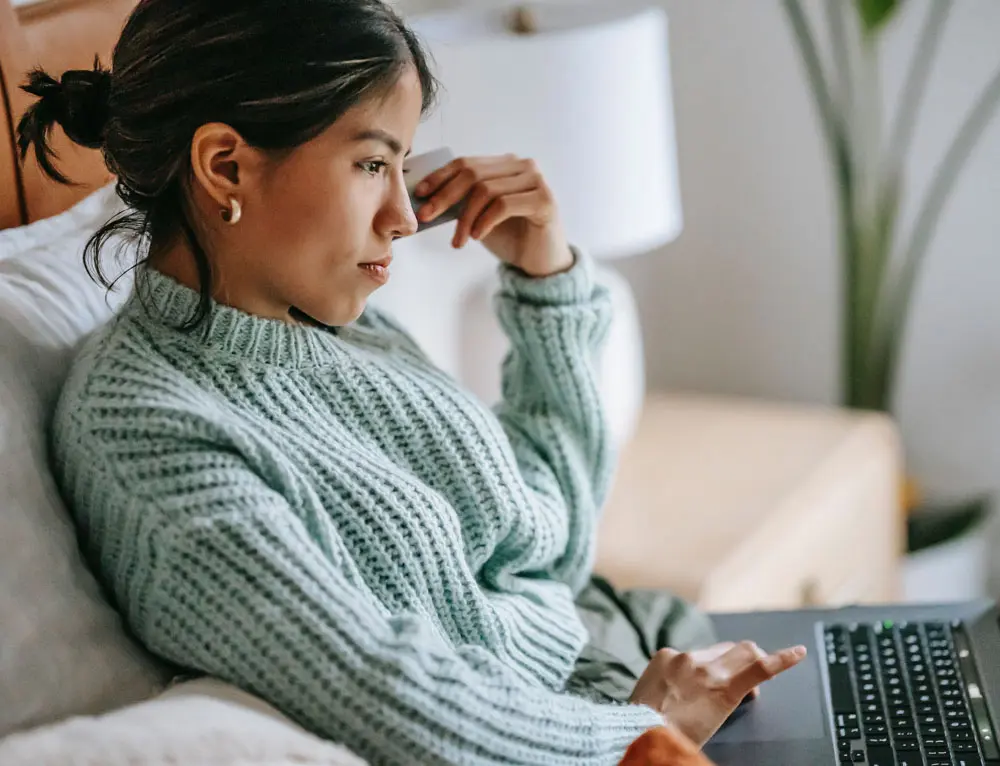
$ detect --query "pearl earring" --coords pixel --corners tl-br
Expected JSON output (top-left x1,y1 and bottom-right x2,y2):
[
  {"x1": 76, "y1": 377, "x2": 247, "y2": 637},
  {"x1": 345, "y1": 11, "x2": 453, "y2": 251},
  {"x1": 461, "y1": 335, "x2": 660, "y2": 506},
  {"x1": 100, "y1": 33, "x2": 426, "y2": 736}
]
[{"x1": 221, "y1": 197, "x2": 242, "y2": 225}]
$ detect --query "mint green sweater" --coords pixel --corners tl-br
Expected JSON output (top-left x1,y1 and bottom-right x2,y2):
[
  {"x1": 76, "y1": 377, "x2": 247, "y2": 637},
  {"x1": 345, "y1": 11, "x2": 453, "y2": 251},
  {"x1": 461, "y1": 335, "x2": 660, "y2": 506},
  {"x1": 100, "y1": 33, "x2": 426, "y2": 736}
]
[{"x1": 50, "y1": 252, "x2": 663, "y2": 765}]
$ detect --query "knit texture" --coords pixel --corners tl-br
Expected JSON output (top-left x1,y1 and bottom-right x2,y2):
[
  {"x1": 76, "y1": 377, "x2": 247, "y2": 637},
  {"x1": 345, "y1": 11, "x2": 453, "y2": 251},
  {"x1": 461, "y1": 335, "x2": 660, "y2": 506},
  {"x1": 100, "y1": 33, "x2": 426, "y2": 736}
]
[{"x1": 50, "y1": 251, "x2": 663, "y2": 765}]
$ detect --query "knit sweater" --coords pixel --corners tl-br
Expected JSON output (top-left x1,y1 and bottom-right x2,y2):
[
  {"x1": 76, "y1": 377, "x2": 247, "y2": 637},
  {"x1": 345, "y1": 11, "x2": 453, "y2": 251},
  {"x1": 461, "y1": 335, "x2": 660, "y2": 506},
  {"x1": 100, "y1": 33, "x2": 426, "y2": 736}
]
[{"x1": 50, "y1": 250, "x2": 664, "y2": 765}]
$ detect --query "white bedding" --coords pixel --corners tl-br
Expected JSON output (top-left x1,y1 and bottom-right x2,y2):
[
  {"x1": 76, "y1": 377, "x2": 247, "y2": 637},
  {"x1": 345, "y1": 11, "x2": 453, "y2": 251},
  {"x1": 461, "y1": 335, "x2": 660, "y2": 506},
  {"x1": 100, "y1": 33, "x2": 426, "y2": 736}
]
[{"x1": 0, "y1": 677, "x2": 368, "y2": 766}]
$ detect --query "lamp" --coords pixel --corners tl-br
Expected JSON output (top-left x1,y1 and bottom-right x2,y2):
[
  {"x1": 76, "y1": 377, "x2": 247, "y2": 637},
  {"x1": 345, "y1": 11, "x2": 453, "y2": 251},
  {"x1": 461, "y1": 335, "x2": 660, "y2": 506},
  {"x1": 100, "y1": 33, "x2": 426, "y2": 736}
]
[{"x1": 408, "y1": 0, "x2": 682, "y2": 447}]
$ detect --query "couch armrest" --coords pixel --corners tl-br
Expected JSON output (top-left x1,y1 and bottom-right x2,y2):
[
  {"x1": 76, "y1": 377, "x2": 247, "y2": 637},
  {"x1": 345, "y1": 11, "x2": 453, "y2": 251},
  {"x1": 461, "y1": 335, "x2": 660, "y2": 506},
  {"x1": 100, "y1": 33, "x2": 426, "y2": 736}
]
[{"x1": 595, "y1": 393, "x2": 904, "y2": 612}]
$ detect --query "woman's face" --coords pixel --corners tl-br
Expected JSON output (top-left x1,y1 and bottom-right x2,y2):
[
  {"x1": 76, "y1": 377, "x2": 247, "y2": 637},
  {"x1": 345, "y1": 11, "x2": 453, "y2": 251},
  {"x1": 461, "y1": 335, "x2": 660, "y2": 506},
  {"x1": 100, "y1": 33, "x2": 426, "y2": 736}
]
[{"x1": 186, "y1": 67, "x2": 424, "y2": 326}]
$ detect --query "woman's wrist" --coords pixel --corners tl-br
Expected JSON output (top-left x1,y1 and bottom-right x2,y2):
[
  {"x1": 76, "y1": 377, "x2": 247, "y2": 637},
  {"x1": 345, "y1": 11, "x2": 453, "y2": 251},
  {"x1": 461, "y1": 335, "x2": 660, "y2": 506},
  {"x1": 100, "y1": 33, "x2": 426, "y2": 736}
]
[
  {"x1": 516, "y1": 246, "x2": 576, "y2": 278},
  {"x1": 498, "y1": 246, "x2": 595, "y2": 306}
]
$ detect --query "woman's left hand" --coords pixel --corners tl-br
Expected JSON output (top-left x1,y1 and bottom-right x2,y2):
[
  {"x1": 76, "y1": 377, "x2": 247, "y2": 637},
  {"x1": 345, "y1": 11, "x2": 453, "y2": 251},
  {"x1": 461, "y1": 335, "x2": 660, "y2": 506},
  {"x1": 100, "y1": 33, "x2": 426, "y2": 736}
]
[{"x1": 413, "y1": 154, "x2": 575, "y2": 278}]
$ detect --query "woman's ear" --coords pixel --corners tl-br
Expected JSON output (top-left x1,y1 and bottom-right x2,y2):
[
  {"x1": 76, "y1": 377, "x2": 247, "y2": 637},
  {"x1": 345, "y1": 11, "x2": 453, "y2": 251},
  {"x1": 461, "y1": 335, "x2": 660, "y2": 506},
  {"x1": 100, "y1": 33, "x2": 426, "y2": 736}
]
[{"x1": 189, "y1": 122, "x2": 261, "y2": 213}]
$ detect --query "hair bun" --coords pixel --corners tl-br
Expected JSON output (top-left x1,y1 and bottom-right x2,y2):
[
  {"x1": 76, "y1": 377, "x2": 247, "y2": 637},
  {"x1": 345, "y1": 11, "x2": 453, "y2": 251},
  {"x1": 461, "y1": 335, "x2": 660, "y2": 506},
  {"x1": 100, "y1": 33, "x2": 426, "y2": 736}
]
[{"x1": 20, "y1": 57, "x2": 111, "y2": 150}]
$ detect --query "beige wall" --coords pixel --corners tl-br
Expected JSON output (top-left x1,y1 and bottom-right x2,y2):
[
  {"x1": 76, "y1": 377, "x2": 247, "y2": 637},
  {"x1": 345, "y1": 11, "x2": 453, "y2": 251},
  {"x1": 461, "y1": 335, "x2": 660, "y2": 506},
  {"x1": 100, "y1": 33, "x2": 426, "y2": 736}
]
[{"x1": 396, "y1": 0, "x2": 1000, "y2": 503}]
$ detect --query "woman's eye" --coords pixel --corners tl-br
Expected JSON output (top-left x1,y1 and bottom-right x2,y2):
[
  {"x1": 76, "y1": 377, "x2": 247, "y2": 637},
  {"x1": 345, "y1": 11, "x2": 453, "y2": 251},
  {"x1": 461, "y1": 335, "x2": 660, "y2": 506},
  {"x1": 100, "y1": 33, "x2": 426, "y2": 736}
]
[{"x1": 360, "y1": 160, "x2": 389, "y2": 176}]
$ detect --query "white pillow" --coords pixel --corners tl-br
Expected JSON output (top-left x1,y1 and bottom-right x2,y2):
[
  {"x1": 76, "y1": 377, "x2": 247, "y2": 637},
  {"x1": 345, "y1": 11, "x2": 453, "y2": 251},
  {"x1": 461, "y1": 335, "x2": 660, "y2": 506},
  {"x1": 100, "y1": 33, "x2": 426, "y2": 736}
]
[
  {"x1": 0, "y1": 186, "x2": 169, "y2": 737},
  {"x1": 0, "y1": 677, "x2": 367, "y2": 766}
]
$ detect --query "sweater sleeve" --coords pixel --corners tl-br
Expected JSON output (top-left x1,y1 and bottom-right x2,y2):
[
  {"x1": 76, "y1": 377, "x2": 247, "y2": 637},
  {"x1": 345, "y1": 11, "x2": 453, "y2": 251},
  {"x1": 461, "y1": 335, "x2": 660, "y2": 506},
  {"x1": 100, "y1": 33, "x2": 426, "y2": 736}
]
[
  {"x1": 73, "y1": 431, "x2": 661, "y2": 766},
  {"x1": 493, "y1": 248, "x2": 614, "y2": 595}
]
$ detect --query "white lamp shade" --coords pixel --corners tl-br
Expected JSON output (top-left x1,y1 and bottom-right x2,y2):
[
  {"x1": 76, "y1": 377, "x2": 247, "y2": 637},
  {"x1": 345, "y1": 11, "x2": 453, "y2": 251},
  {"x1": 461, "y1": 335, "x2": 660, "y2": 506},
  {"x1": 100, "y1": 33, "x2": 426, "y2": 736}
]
[{"x1": 410, "y1": 0, "x2": 682, "y2": 260}]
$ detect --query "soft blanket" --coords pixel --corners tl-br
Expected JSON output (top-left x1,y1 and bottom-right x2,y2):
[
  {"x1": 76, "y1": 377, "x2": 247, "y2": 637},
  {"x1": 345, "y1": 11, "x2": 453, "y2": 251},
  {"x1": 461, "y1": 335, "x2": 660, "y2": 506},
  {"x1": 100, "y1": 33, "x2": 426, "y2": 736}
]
[
  {"x1": 0, "y1": 677, "x2": 712, "y2": 766},
  {"x1": 0, "y1": 678, "x2": 366, "y2": 766}
]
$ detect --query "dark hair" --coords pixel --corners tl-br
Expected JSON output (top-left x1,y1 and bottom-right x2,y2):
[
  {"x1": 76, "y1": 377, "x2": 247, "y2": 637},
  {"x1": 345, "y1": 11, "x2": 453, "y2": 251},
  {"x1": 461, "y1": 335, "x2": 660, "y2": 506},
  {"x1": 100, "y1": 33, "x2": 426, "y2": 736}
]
[{"x1": 16, "y1": 0, "x2": 438, "y2": 330}]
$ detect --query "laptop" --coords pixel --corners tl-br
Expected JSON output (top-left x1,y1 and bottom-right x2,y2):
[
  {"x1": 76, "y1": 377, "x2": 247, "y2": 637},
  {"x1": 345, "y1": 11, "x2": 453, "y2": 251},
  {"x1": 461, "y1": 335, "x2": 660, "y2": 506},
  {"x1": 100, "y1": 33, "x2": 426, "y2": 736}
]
[{"x1": 704, "y1": 601, "x2": 1000, "y2": 766}]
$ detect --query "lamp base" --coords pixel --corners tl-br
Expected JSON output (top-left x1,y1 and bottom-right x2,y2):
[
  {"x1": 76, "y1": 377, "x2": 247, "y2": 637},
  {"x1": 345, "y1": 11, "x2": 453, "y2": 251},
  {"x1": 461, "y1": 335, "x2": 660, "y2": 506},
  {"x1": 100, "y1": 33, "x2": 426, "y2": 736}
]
[{"x1": 458, "y1": 264, "x2": 646, "y2": 450}]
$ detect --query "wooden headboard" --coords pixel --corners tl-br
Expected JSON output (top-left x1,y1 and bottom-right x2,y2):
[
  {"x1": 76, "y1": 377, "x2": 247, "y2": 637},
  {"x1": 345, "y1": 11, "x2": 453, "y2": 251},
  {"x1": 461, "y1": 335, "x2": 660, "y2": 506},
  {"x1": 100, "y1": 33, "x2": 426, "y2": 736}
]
[{"x1": 0, "y1": 0, "x2": 137, "y2": 230}]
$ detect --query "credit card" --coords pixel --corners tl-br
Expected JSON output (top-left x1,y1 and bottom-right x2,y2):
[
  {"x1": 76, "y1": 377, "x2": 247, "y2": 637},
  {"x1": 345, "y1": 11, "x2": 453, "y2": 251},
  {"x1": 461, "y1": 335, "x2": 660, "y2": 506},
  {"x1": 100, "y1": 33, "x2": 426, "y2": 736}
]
[{"x1": 404, "y1": 147, "x2": 465, "y2": 233}]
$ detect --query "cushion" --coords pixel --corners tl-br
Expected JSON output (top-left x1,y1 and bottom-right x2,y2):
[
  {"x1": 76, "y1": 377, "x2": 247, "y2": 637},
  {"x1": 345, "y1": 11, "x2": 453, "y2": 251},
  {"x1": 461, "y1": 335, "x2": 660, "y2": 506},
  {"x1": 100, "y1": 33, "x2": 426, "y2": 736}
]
[
  {"x1": 0, "y1": 677, "x2": 367, "y2": 766},
  {"x1": 0, "y1": 185, "x2": 169, "y2": 737}
]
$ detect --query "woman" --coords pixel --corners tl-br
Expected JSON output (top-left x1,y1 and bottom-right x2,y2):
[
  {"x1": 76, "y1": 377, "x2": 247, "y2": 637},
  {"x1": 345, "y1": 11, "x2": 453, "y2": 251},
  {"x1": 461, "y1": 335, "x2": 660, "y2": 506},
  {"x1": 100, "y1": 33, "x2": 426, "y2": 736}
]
[{"x1": 19, "y1": 1, "x2": 805, "y2": 764}]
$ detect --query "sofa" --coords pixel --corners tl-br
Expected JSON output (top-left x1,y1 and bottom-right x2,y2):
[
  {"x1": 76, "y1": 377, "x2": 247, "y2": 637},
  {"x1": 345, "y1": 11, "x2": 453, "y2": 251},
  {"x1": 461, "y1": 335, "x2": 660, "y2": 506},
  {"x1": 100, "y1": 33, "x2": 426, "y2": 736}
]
[{"x1": 0, "y1": 1, "x2": 904, "y2": 762}]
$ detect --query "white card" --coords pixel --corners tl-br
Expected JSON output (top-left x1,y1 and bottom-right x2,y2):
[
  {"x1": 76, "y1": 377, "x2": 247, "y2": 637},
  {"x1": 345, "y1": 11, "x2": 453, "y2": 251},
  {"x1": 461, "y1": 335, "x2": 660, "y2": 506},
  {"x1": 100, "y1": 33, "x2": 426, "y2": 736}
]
[{"x1": 404, "y1": 147, "x2": 465, "y2": 233}]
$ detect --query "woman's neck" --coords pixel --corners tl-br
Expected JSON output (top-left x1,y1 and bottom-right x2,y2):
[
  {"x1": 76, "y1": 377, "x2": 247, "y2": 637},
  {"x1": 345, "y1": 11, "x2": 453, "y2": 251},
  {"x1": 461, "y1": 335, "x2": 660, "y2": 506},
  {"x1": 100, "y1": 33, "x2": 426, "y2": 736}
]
[{"x1": 147, "y1": 239, "x2": 303, "y2": 325}]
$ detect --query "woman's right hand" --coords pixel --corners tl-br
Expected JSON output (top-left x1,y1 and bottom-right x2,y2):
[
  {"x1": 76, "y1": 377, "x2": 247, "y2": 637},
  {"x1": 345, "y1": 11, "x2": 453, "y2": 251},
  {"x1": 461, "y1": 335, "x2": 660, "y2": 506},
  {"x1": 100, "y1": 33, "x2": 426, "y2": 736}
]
[{"x1": 629, "y1": 641, "x2": 807, "y2": 747}]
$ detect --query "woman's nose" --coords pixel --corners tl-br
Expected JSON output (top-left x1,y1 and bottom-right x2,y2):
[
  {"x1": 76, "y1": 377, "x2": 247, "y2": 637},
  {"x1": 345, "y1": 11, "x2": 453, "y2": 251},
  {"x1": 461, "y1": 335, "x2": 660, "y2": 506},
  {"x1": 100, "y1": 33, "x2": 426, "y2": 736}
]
[{"x1": 382, "y1": 185, "x2": 419, "y2": 239}]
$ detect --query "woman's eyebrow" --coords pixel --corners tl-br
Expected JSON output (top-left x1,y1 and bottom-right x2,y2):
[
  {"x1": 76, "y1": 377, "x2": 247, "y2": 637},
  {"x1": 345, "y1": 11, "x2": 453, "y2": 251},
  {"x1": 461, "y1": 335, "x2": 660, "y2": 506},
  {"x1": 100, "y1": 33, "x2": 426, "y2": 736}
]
[{"x1": 351, "y1": 128, "x2": 410, "y2": 157}]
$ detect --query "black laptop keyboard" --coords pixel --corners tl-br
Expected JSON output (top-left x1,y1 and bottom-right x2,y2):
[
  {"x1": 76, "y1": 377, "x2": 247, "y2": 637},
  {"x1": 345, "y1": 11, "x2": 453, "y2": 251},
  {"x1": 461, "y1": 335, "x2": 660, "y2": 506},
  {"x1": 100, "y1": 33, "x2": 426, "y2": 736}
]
[{"x1": 824, "y1": 621, "x2": 999, "y2": 766}]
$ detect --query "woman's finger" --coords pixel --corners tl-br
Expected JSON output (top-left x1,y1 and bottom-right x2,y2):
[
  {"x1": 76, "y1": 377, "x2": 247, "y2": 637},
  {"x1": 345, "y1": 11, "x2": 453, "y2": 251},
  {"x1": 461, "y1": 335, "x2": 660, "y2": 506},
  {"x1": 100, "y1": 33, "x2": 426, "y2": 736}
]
[
  {"x1": 415, "y1": 156, "x2": 520, "y2": 220},
  {"x1": 746, "y1": 643, "x2": 768, "y2": 699},
  {"x1": 415, "y1": 154, "x2": 515, "y2": 196},
  {"x1": 729, "y1": 645, "x2": 807, "y2": 700},
  {"x1": 687, "y1": 642, "x2": 736, "y2": 664},
  {"x1": 453, "y1": 173, "x2": 539, "y2": 248},
  {"x1": 470, "y1": 190, "x2": 547, "y2": 242}
]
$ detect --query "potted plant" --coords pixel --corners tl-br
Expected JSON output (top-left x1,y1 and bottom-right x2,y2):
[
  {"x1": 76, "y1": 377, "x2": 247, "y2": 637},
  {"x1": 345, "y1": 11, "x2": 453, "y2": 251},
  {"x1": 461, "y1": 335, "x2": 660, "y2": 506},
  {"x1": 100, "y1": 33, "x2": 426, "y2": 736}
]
[{"x1": 782, "y1": 0, "x2": 1000, "y2": 566}]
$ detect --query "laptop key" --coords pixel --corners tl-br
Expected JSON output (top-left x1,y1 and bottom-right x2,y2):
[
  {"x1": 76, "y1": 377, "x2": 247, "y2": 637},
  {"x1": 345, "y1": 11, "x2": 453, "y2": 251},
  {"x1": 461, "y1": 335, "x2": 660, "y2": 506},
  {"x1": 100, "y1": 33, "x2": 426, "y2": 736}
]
[
  {"x1": 865, "y1": 713, "x2": 887, "y2": 724},
  {"x1": 866, "y1": 747, "x2": 896, "y2": 766},
  {"x1": 951, "y1": 741, "x2": 978, "y2": 752},
  {"x1": 924, "y1": 737, "x2": 947, "y2": 748},
  {"x1": 894, "y1": 741, "x2": 918, "y2": 751},
  {"x1": 826, "y1": 651, "x2": 857, "y2": 712},
  {"x1": 942, "y1": 689, "x2": 963, "y2": 699},
  {"x1": 840, "y1": 713, "x2": 860, "y2": 724}
]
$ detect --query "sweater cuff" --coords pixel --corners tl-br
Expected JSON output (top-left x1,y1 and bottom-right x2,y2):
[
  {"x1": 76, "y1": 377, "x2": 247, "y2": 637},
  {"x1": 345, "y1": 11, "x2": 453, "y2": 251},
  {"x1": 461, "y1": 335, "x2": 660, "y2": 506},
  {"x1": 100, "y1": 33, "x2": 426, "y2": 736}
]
[{"x1": 497, "y1": 246, "x2": 596, "y2": 306}]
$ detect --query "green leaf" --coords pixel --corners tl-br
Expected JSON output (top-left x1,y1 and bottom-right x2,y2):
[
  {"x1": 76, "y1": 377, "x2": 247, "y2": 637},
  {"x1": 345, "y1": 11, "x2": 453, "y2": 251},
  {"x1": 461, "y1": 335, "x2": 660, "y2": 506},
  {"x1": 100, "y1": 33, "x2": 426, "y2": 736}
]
[{"x1": 855, "y1": 0, "x2": 902, "y2": 34}]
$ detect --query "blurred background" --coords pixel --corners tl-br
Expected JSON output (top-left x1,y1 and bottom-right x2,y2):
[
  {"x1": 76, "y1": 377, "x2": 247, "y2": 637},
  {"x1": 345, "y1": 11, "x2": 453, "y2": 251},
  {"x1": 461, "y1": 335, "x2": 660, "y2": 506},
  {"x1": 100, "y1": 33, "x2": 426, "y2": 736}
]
[{"x1": 378, "y1": 0, "x2": 1000, "y2": 609}]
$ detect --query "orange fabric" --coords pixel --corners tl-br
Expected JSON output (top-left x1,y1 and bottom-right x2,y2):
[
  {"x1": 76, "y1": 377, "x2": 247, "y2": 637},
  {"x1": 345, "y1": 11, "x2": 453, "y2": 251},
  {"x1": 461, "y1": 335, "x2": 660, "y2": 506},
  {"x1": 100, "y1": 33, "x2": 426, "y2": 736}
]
[
  {"x1": 0, "y1": 0, "x2": 28, "y2": 229},
  {"x1": 0, "y1": 0, "x2": 135, "y2": 230},
  {"x1": 619, "y1": 727, "x2": 717, "y2": 766}
]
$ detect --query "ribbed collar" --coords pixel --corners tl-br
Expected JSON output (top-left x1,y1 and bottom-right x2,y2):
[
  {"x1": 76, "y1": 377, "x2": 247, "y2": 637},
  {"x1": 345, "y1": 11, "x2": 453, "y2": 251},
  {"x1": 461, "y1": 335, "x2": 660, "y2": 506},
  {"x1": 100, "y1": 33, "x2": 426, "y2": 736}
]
[{"x1": 125, "y1": 267, "x2": 344, "y2": 369}]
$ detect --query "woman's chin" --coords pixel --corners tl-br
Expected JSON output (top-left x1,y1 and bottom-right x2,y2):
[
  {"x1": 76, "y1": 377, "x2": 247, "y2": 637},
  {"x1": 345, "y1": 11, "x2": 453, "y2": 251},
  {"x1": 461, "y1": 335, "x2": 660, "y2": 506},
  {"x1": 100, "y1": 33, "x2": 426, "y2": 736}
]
[
  {"x1": 328, "y1": 297, "x2": 369, "y2": 327},
  {"x1": 289, "y1": 297, "x2": 365, "y2": 328}
]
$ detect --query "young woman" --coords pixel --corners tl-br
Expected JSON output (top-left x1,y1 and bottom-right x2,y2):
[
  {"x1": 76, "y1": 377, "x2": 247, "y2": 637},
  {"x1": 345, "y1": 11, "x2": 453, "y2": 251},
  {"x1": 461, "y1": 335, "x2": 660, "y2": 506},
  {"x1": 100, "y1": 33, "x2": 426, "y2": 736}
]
[{"x1": 19, "y1": 1, "x2": 804, "y2": 763}]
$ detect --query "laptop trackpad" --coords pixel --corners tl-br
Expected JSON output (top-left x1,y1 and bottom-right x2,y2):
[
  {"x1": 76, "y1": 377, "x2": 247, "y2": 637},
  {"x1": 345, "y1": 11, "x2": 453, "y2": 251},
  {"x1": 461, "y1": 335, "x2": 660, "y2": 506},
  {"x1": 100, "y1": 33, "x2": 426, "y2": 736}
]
[
  {"x1": 703, "y1": 629, "x2": 832, "y2": 765},
  {"x1": 705, "y1": 739, "x2": 833, "y2": 765},
  {"x1": 707, "y1": 612, "x2": 829, "y2": 744}
]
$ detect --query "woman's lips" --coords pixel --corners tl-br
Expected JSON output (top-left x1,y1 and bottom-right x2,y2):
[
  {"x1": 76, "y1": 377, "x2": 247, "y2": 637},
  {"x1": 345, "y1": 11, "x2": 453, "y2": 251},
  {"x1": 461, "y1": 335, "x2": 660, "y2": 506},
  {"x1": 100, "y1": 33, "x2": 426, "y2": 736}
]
[{"x1": 360, "y1": 262, "x2": 390, "y2": 284}]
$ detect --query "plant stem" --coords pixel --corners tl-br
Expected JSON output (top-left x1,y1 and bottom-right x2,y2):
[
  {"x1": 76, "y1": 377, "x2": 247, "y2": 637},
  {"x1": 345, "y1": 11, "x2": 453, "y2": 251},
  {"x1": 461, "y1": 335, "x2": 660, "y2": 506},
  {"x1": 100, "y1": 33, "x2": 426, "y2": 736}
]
[
  {"x1": 885, "y1": 1, "x2": 950, "y2": 173},
  {"x1": 875, "y1": 63, "x2": 1000, "y2": 411},
  {"x1": 784, "y1": 0, "x2": 841, "y2": 150},
  {"x1": 853, "y1": 40, "x2": 889, "y2": 409},
  {"x1": 783, "y1": 0, "x2": 861, "y2": 406},
  {"x1": 825, "y1": 0, "x2": 853, "y2": 113},
  {"x1": 869, "y1": 1, "x2": 951, "y2": 356}
]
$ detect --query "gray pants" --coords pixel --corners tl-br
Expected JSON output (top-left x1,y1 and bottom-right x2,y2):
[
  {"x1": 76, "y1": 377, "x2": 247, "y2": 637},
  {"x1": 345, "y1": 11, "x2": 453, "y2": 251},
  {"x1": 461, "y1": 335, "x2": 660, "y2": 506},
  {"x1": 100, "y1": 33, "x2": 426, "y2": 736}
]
[{"x1": 567, "y1": 575, "x2": 717, "y2": 703}]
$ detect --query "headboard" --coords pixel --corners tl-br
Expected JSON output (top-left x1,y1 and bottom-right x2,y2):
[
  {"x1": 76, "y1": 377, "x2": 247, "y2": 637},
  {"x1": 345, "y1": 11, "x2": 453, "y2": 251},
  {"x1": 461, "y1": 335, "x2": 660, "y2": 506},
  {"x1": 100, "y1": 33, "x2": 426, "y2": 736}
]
[{"x1": 0, "y1": 0, "x2": 137, "y2": 230}]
